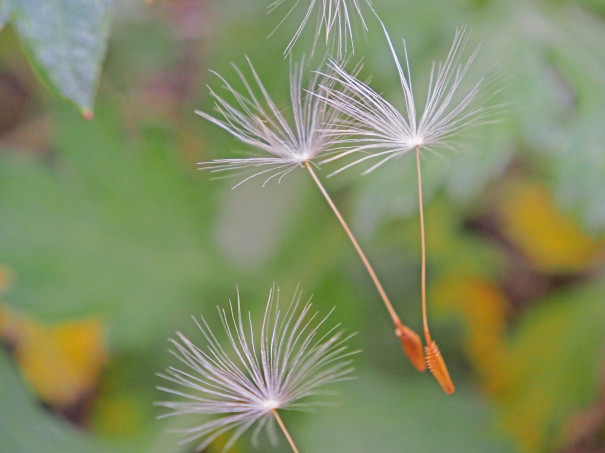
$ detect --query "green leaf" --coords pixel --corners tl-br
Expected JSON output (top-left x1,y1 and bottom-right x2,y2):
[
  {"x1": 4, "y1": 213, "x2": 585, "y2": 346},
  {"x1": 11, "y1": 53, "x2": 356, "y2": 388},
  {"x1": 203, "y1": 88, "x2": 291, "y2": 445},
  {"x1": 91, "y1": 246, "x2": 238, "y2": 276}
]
[
  {"x1": 0, "y1": 350, "x2": 114, "y2": 453},
  {"x1": 551, "y1": 113, "x2": 605, "y2": 232},
  {"x1": 11, "y1": 0, "x2": 112, "y2": 114},
  {"x1": 0, "y1": 105, "x2": 223, "y2": 351},
  {"x1": 501, "y1": 281, "x2": 605, "y2": 451},
  {"x1": 296, "y1": 369, "x2": 518, "y2": 453}
]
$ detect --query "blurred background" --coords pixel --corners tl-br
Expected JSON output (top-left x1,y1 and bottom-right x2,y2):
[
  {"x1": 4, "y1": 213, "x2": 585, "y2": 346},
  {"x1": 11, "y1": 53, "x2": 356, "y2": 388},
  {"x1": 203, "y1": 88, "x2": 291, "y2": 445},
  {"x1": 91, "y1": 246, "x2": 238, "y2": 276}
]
[{"x1": 1, "y1": 0, "x2": 605, "y2": 452}]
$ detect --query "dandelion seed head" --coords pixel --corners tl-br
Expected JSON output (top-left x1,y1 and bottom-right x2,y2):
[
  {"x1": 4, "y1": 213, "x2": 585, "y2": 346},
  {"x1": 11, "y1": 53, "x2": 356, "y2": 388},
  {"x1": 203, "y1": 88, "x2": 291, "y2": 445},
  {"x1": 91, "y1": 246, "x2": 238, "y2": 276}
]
[
  {"x1": 407, "y1": 135, "x2": 425, "y2": 148},
  {"x1": 197, "y1": 59, "x2": 345, "y2": 187},
  {"x1": 296, "y1": 148, "x2": 314, "y2": 162},
  {"x1": 268, "y1": 0, "x2": 373, "y2": 57},
  {"x1": 260, "y1": 398, "x2": 280, "y2": 411},
  {"x1": 318, "y1": 24, "x2": 501, "y2": 175},
  {"x1": 156, "y1": 286, "x2": 356, "y2": 451}
]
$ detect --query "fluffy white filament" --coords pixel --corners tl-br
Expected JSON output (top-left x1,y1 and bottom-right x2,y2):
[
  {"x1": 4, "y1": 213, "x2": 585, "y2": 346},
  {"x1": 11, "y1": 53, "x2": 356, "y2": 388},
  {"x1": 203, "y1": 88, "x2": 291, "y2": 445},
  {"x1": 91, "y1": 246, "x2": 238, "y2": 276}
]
[
  {"x1": 156, "y1": 286, "x2": 356, "y2": 451},
  {"x1": 320, "y1": 24, "x2": 500, "y2": 175},
  {"x1": 268, "y1": 0, "x2": 371, "y2": 56},
  {"x1": 197, "y1": 58, "x2": 344, "y2": 187}
]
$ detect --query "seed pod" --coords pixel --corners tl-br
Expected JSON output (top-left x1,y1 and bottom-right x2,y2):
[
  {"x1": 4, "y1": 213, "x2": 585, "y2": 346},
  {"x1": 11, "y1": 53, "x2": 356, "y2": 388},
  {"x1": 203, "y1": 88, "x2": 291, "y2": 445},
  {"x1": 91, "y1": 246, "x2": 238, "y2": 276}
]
[
  {"x1": 395, "y1": 322, "x2": 426, "y2": 372},
  {"x1": 425, "y1": 341, "x2": 455, "y2": 394}
]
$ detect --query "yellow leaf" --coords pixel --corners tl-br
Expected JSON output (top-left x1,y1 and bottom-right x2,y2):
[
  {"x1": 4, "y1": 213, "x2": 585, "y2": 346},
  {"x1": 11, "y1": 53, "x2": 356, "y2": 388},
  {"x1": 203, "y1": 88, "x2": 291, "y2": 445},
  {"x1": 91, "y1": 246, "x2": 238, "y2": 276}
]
[
  {"x1": 0, "y1": 305, "x2": 108, "y2": 408},
  {"x1": 499, "y1": 182, "x2": 602, "y2": 273},
  {"x1": 432, "y1": 273, "x2": 510, "y2": 394}
]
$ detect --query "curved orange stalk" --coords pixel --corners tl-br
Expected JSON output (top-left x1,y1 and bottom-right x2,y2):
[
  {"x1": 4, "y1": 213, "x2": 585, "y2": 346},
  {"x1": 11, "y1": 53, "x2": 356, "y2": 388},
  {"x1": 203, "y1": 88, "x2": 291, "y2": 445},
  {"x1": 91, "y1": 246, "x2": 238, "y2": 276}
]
[
  {"x1": 415, "y1": 147, "x2": 455, "y2": 393},
  {"x1": 305, "y1": 161, "x2": 425, "y2": 371}
]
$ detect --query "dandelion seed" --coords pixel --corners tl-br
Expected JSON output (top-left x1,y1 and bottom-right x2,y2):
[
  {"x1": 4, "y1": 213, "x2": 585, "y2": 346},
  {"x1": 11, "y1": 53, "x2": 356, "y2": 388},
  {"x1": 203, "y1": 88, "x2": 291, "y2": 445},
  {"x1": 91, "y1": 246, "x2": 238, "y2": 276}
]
[
  {"x1": 156, "y1": 286, "x2": 357, "y2": 452},
  {"x1": 318, "y1": 23, "x2": 502, "y2": 394},
  {"x1": 197, "y1": 60, "x2": 426, "y2": 371},
  {"x1": 267, "y1": 0, "x2": 372, "y2": 57}
]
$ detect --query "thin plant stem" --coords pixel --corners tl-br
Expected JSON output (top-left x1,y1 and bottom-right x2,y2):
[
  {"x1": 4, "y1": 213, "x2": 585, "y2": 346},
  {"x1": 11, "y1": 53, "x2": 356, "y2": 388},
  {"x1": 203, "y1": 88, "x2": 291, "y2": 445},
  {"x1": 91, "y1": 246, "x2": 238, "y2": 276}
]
[
  {"x1": 304, "y1": 161, "x2": 400, "y2": 324},
  {"x1": 272, "y1": 409, "x2": 300, "y2": 453},
  {"x1": 304, "y1": 161, "x2": 425, "y2": 372},
  {"x1": 415, "y1": 146, "x2": 431, "y2": 344},
  {"x1": 415, "y1": 147, "x2": 454, "y2": 394}
]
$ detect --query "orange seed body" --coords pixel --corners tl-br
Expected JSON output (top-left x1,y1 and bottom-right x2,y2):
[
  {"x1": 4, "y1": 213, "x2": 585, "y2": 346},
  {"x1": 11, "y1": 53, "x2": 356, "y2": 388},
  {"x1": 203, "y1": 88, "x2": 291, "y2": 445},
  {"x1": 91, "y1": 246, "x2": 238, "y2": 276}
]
[
  {"x1": 395, "y1": 322, "x2": 426, "y2": 372},
  {"x1": 425, "y1": 341, "x2": 455, "y2": 394}
]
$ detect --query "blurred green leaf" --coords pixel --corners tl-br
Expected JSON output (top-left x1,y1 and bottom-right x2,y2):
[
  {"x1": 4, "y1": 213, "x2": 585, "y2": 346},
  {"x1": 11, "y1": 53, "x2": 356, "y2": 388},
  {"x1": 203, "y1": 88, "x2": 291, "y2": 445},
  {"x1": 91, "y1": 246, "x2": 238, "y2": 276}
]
[
  {"x1": 0, "y1": 105, "x2": 223, "y2": 351},
  {"x1": 501, "y1": 281, "x2": 605, "y2": 452},
  {"x1": 297, "y1": 369, "x2": 518, "y2": 453},
  {"x1": 0, "y1": 350, "x2": 113, "y2": 453},
  {"x1": 10, "y1": 0, "x2": 112, "y2": 114},
  {"x1": 552, "y1": 113, "x2": 605, "y2": 232},
  {"x1": 477, "y1": 0, "x2": 605, "y2": 231}
]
